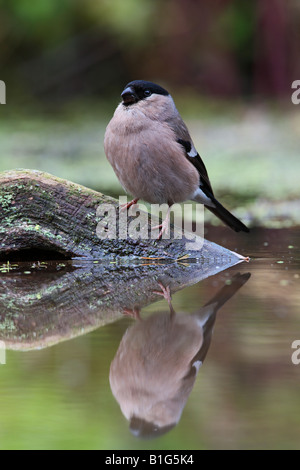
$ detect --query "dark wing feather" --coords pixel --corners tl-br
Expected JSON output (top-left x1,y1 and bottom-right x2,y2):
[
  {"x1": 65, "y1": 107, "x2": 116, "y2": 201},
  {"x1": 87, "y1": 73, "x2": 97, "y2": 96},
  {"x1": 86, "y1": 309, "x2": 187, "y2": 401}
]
[
  {"x1": 177, "y1": 141, "x2": 249, "y2": 233},
  {"x1": 177, "y1": 139, "x2": 214, "y2": 197},
  {"x1": 166, "y1": 111, "x2": 214, "y2": 195},
  {"x1": 168, "y1": 116, "x2": 249, "y2": 233}
]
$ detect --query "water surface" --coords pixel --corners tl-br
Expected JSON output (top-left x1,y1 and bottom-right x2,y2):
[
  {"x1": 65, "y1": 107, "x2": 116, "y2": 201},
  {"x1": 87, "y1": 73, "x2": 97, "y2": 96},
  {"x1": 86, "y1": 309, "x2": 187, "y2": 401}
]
[{"x1": 0, "y1": 227, "x2": 299, "y2": 450}]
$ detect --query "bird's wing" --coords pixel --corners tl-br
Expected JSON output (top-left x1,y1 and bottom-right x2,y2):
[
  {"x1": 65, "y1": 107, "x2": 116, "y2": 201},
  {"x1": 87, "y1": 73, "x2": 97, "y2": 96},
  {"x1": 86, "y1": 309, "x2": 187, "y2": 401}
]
[
  {"x1": 167, "y1": 115, "x2": 214, "y2": 197},
  {"x1": 167, "y1": 113, "x2": 249, "y2": 233},
  {"x1": 177, "y1": 138, "x2": 214, "y2": 197}
]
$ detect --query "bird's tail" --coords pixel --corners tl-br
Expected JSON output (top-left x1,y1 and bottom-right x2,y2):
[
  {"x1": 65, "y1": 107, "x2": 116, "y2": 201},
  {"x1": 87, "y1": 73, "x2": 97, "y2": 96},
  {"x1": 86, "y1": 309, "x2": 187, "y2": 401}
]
[
  {"x1": 206, "y1": 197, "x2": 249, "y2": 233},
  {"x1": 203, "y1": 272, "x2": 251, "y2": 311},
  {"x1": 190, "y1": 272, "x2": 251, "y2": 365}
]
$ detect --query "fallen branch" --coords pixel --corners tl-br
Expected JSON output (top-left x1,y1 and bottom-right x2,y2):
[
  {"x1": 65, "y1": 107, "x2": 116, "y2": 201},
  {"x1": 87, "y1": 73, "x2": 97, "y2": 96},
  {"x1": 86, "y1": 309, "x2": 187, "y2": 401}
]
[{"x1": 0, "y1": 169, "x2": 245, "y2": 262}]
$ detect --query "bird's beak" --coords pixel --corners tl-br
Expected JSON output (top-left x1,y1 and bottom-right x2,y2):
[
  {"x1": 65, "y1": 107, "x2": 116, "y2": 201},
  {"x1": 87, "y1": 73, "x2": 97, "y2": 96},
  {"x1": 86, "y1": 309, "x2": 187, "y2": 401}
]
[{"x1": 121, "y1": 86, "x2": 137, "y2": 105}]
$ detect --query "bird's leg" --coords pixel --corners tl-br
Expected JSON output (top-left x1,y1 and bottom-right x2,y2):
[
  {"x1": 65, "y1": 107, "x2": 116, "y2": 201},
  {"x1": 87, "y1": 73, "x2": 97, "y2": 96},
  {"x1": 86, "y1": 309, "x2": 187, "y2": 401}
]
[
  {"x1": 123, "y1": 307, "x2": 141, "y2": 320},
  {"x1": 120, "y1": 198, "x2": 139, "y2": 212},
  {"x1": 152, "y1": 206, "x2": 171, "y2": 240},
  {"x1": 153, "y1": 281, "x2": 175, "y2": 317}
]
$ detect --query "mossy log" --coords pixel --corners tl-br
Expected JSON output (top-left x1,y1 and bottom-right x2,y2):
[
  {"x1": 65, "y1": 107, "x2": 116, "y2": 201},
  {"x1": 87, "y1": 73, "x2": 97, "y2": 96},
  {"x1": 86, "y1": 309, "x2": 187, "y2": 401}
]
[{"x1": 0, "y1": 169, "x2": 246, "y2": 262}]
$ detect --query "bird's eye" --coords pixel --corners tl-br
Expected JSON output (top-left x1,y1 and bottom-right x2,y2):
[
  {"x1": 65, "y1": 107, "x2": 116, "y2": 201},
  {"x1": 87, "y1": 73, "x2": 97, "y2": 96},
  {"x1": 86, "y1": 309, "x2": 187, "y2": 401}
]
[{"x1": 144, "y1": 90, "x2": 152, "y2": 97}]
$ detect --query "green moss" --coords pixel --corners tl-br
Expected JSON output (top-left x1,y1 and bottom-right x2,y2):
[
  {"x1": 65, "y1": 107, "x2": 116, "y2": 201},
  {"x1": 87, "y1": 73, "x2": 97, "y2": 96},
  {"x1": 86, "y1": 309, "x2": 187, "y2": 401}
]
[
  {"x1": 0, "y1": 192, "x2": 14, "y2": 211},
  {"x1": 0, "y1": 318, "x2": 16, "y2": 332}
]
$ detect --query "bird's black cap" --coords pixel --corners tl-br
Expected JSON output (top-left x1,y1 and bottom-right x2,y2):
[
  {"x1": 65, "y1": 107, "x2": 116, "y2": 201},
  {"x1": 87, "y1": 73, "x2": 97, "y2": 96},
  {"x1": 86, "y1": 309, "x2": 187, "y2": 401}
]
[{"x1": 121, "y1": 80, "x2": 169, "y2": 105}]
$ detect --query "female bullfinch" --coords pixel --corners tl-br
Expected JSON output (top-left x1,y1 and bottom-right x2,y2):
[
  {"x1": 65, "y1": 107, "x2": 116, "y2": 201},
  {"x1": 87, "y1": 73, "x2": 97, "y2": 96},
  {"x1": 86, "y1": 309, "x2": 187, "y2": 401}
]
[{"x1": 104, "y1": 80, "x2": 249, "y2": 237}]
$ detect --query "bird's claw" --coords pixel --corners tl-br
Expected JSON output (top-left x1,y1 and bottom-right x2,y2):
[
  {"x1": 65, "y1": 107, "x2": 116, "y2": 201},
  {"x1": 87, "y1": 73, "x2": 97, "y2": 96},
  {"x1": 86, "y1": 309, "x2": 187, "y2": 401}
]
[
  {"x1": 152, "y1": 221, "x2": 169, "y2": 240},
  {"x1": 153, "y1": 282, "x2": 172, "y2": 301},
  {"x1": 153, "y1": 282, "x2": 175, "y2": 316},
  {"x1": 152, "y1": 208, "x2": 171, "y2": 240},
  {"x1": 123, "y1": 308, "x2": 141, "y2": 320},
  {"x1": 119, "y1": 198, "x2": 139, "y2": 212}
]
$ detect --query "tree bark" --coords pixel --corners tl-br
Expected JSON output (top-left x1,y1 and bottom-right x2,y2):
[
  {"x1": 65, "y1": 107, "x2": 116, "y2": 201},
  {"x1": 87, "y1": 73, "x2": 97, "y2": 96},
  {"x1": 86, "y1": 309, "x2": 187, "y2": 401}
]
[{"x1": 0, "y1": 169, "x2": 245, "y2": 262}]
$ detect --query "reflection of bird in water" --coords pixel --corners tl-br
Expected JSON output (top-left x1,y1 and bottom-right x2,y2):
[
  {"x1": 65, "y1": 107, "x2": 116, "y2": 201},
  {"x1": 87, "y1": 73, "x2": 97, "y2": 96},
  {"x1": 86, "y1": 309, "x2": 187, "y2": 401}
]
[{"x1": 109, "y1": 272, "x2": 250, "y2": 439}]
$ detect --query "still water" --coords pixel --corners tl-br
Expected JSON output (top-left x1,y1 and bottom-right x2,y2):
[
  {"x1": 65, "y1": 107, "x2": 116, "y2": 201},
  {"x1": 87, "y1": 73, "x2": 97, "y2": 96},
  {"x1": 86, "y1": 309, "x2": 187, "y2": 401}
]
[{"x1": 0, "y1": 227, "x2": 299, "y2": 450}]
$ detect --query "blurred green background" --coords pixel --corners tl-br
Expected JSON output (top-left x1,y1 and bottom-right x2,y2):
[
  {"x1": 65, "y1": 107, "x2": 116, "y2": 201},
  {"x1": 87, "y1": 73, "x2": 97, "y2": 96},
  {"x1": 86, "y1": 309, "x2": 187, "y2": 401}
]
[
  {"x1": 1, "y1": 0, "x2": 299, "y2": 102},
  {"x1": 1, "y1": 0, "x2": 300, "y2": 227}
]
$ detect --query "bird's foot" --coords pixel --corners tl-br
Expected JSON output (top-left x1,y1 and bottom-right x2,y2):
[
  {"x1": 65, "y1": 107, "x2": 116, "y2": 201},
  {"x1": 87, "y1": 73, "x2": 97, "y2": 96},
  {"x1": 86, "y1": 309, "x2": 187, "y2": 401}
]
[
  {"x1": 123, "y1": 307, "x2": 141, "y2": 320},
  {"x1": 153, "y1": 282, "x2": 172, "y2": 301},
  {"x1": 152, "y1": 208, "x2": 171, "y2": 240},
  {"x1": 152, "y1": 222, "x2": 168, "y2": 240},
  {"x1": 153, "y1": 282, "x2": 175, "y2": 316},
  {"x1": 120, "y1": 198, "x2": 139, "y2": 212}
]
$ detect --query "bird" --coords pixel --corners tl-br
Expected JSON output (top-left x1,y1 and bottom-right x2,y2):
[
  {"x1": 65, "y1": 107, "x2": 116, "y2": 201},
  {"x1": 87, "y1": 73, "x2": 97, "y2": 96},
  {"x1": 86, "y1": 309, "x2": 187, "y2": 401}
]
[
  {"x1": 104, "y1": 80, "x2": 249, "y2": 238},
  {"x1": 109, "y1": 273, "x2": 251, "y2": 439}
]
